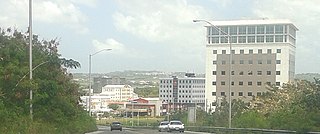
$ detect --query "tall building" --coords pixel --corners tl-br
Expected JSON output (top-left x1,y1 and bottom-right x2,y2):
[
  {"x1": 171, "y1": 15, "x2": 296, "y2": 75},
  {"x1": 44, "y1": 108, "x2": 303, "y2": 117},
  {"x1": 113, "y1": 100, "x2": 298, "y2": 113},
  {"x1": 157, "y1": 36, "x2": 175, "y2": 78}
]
[
  {"x1": 100, "y1": 85, "x2": 136, "y2": 101},
  {"x1": 203, "y1": 19, "x2": 298, "y2": 112},
  {"x1": 159, "y1": 73, "x2": 205, "y2": 112}
]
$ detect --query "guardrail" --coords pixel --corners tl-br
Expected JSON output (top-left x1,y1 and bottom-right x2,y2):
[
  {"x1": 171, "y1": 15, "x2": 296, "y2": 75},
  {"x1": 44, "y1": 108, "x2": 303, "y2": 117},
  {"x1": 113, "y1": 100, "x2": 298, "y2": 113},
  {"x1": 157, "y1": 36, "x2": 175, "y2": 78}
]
[{"x1": 125, "y1": 126, "x2": 320, "y2": 134}]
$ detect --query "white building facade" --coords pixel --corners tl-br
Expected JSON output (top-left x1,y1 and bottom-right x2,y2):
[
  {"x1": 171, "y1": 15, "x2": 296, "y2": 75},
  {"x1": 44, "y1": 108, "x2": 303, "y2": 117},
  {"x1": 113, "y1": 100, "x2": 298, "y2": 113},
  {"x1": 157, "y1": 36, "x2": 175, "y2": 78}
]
[
  {"x1": 203, "y1": 19, "x2": 298, "y2": 112},
  {"x1": 100, "y1": 85, "x2": 136, "y2": 101},
  {"x1": 159, "y1": 73, "x2": 205, "y2": 111}
]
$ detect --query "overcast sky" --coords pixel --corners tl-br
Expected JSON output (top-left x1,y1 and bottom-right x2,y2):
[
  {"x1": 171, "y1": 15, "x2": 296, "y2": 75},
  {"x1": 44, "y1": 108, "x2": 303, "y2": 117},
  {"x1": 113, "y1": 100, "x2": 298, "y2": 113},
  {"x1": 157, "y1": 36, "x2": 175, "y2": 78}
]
[{"x1": 0, "y1": 0, "x2": 319, "y2": 74}]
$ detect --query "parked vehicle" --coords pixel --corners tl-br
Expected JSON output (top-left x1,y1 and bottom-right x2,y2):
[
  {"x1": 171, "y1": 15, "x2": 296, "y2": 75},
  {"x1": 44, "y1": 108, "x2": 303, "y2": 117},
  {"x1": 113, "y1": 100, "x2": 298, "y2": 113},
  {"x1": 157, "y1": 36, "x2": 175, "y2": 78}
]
[
  {"x1": 110, "y1": 121, "x2": 122, "y2": 131},
  {"x1": 167, "y1": 120, "x2": 184, "y2": 132},
  {"x1": 158, "y1": 121, "x2": 169, "y2": 132}
]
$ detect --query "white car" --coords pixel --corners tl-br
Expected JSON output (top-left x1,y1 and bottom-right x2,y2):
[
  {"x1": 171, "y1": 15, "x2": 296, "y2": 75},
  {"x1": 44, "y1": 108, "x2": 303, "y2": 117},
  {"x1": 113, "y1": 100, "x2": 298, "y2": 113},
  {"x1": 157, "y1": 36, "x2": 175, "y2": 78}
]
[
  {"x1": 167, "y1": 120, "x2": 184, "y2": 132},
  {"x1": 158, "y1": 121, "x2": 169, "y2": 132}
]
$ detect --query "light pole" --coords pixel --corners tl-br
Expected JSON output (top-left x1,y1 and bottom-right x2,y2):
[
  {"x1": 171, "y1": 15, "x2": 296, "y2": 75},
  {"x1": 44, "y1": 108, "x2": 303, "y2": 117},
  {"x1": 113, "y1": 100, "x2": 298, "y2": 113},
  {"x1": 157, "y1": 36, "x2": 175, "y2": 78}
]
[
  {"x1": 88, "y1": 48, "x2": 112, "y2": 116},
  {"x1": 193, "y1": 19, "x2": 233, "y2": 128},
  {"x1": 29, "y1": 0, "x2": 33, "y2": 121}
]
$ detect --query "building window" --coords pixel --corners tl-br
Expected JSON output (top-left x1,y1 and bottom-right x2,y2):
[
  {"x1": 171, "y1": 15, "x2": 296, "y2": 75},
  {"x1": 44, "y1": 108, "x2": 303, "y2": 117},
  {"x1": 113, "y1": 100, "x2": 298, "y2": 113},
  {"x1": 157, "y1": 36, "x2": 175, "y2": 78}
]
[
  {"x1": 213, "y1": 50, "x2": 217, "y2": 54},
  {"x1": 266, "y1": 35, "x2": 274, "y2": 42},
  {"x1": 257, "y1": 25, "x2": 265, "y2": 34},
  {"x1": 238, "y1": 36, "x2": 246, "y2": 43},
  {"x1": 239, "y1": 26, "x2": 246, "y2": 34},
  {"x1": 231, "y1": 92, "x2": 234, "y2": 96},
  {"x1": 221, "y1": 92, "x2": 225, "y2": 96},
  {"x1": 221, "y1": 71, "x2": 226, "y2": 75},
  {"x1": 266, "y1": 82, "x2": 271, "y2": 86},
  {"x1": 240, "y1": 60, "x2": 244, "y2": 64},
  {"x1": 267, "y1": 60, "x2": 272, "y2": 64},
  {"x1": 213, "y1": 61, "x2": 217, "y2": 64},
  {"x1": 212, "y1": 28, "x2": 219, "y2": 35},
  {"x1": 257, "y1": 71, "x2": 262, "y2": 75},
  {"x1": 231, "y1": 81, "x2": 234, "y2": 85},
  {"x1": 212, "y1": 71, "x2": 216, "y2": 75},
  {"x1": 267, "y1": 71, "x2": 271, "y2": 75},
  {"x1": 258, "y1": 60, "x2": 263, "y2": 64},
  {"x1": 212, "y1": 37, "x2": 219, "y2": 43},
  {"x1": 220, "y1": 36, "x2": 228, "y2": 43},
  {"x1": 248, "y1": 92, "x2": 253, "y2": 96},
  {"x1": 232, "y1": 50, "x2": 235, "y2": 54},
  {"x1": 277, "y1": 49, "x2": 281, "y2": 53},
  {"x1": 248, "y1": 81, "x2": 252, "y2": 86},
  {"x1": 248, "y1": 71, "x2": 253, "y2": 75},
  {"x1": 222, "y1": 60, "x2": 226, "y2": 65},
  {"x1": 266, "y1": 25, "x2": 274, "y2": 34},
  {"x1": 212, "y1": 81, "x2": 216, "y2": 85},
  {"x1": 257, "y1": 92, "x2": 262, "y2": 96},
  {"x1": 239, "y1": 71, "x2": 244, "y2": 75},
  {"x1": 276, "y1": 71, "x2": 281, "y2": 75},
  {"x1": 239, "y1": 92, "x2": 243, "y2": 96},
  {"x1": 249, "y1": 49, "x2": 253, "y2": 54},
  {"x1": 239, "y1": 81, "x2": 244, "y2": 86},
  {"x1": 249, "y1": 60, "x2": 253, "y2": 64},
  {"x1": 248, "y1": 36, "x2": 255, "y2": 43},
  {"x1": 222, "y1": 50, "x2": 226, "y2": 54},
  {"x1": 276, "y1": 82, "x2": 281, "y2": 86},
  {"x1": 276, "y1": 60, "x2": 281, "y2": 64},
  {"x1": 267, "y1": 49, "x2": 272, "y2": 54},
  {"x1": 275, "y1": 35, "x2": 283, "y2": 42},
  {"x1": 248, "y1": 26, "x2": 255, "y2": 34},
  {"x1": 221, "y1": 81, "x2": 226, "y2": 85},
  {"x1": 257, "y1": 35, "x2": 264, "y2": 43},
  {"x1": 258, "y1": 49, "x2": 262, "y2": 54},
  {"x1": 257, "y1": 81, "x2": 262, "y2": 86},
  {"x1": 275, "y1": 25, "x2": 283, "y2": 34},
  {"x1": 212, "y1": 92, "x2": 216, "y2": 96},
  {"x1": 240, "y1": 49, "x2": 244, "y2": 54},
  {"x1": 231, "y1": 36, "x2": 237, "y2": 43}
]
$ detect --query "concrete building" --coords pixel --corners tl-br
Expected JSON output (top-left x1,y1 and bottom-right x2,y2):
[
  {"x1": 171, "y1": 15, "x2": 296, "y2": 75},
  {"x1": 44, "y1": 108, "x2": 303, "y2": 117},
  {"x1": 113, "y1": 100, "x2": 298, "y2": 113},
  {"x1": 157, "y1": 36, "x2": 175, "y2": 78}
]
[
  {"x1": 159, "y1": 73, "x2": 205, "y2": 113},
  {"x1": 203, "y1": 19, "x2": 298, "y2": 112},
  {"x1": 100, "y1": 85, "x2": 137, "y2": 101},
  {"x1": 93, "y1": 76, "x2": 126, "y2": 93}
]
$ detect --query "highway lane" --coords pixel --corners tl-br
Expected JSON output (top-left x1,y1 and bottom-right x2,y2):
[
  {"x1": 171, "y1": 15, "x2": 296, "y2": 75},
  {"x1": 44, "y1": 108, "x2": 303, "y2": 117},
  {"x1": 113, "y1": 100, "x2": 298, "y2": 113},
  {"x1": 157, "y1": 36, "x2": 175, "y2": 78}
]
[{"x1": 86, "y1": 125, "x2": 211, "y2": 134}]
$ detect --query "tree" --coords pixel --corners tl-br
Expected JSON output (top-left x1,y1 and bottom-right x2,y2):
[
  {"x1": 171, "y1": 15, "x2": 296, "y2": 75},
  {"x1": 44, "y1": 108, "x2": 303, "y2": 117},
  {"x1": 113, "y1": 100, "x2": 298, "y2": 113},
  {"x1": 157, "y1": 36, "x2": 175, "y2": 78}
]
[
  {"x1": 0, "y1": 28, "x2": 95, "y2": 133},
  {"x1": 108, "y1": 104, "x2": 119, "y2": 111}
]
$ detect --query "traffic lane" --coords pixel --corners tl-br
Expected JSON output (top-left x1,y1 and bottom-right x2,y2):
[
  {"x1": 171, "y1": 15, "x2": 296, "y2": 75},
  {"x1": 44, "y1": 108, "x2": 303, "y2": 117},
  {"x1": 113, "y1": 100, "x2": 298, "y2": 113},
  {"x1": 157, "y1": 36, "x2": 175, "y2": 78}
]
[{"x1": 86, "y1": 126, "x2": 211, "y2": 134}]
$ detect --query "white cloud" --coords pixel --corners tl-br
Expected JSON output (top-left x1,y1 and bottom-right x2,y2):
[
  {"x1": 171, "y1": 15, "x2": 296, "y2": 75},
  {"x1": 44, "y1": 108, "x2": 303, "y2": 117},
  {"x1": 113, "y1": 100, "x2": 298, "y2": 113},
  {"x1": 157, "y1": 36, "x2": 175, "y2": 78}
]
[
  {"x1": 92, "y1": 38, "x2": 125, "y2": 54},
  {"x1": 252, "y1": 0, "x2": 320, "y2": 73},
  {"x1": 0, "y1": 0, "x2": 89, "y2": 34}
]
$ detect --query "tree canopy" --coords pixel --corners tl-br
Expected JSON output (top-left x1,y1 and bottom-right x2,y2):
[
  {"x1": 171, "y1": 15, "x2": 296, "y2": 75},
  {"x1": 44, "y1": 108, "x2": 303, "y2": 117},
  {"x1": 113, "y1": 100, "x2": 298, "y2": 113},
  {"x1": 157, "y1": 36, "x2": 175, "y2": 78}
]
[{"x1": 0, "y1": 28, "x2": 96, "y2": 133}]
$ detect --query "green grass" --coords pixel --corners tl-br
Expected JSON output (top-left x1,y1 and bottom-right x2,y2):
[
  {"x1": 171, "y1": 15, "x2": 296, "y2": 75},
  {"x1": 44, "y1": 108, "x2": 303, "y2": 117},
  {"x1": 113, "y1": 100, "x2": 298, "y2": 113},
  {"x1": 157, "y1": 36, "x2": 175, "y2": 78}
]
[{"x1": 96, "y1": 117, "x2": 164, "y2": 127}]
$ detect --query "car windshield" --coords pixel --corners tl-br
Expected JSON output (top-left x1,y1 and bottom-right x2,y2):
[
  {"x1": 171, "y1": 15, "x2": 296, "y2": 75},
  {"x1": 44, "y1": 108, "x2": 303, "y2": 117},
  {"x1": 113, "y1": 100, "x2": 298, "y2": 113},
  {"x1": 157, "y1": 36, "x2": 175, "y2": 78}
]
[
  {"x1": 112, "y1": 122, "x2": 120, "y2": 125},
  {"x1": 160, "y1": 122, "x2": 169, "y2": 125},
  {"x1": 170, "y1": 122, "x2": 182, "y2": 125}
]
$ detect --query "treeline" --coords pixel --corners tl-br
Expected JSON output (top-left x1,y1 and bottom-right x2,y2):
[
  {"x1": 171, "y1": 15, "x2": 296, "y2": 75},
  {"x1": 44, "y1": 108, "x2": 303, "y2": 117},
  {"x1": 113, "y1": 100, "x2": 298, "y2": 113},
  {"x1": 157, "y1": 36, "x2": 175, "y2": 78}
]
[
  {"x1": 0, "y1": 28, "x2": 96, "y2": 133},
  {"x1": 171, "y1": 79, "x2": 320, "y2": 133}
]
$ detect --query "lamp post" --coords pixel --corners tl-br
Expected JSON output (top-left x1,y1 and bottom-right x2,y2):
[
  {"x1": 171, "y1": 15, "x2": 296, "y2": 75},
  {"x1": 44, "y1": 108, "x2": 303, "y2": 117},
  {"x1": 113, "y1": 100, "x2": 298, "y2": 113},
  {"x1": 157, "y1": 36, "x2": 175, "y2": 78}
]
[
  {"x1": 88, "y1": 49, "x2": 112, "y2": 116},
  {"x1": 29, "y1": 0, "x2": 33, "y2": 121},
  {"x1": 193, "y1": 19, "x2": 233, "y2": 128}
]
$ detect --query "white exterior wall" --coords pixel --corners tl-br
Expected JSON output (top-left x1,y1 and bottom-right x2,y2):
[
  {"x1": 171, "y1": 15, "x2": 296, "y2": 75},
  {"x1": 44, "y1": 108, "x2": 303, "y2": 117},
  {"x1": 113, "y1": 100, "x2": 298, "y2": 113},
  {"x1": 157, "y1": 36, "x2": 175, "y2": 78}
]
[{"x1": 101, "y1": 85, "x2": 134, "y2": 101}]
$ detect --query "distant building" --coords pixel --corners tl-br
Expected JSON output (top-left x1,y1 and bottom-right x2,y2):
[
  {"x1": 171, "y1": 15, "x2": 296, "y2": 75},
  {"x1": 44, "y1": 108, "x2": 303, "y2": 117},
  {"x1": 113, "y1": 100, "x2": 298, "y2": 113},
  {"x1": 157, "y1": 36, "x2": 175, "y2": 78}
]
[
  {"x1": 202, "y1": 19, "x2": 298, "y2": 112},
  {"x1": 100, "y1": 85, "x2": 137, "y2": 101},
  {"x1": 159, "y1": 73, "x2": 205, "y2": 112},
  {"x1": 93, "y1": 76, "x2": 126, "y2": 93}
]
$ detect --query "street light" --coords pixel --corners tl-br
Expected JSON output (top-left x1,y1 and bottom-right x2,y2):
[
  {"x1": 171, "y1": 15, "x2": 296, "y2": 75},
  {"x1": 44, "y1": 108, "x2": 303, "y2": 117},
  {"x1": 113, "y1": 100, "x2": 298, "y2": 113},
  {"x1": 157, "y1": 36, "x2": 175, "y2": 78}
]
[
  {"x1": 193, "y1": 19, "x2": 233, "y2": 128},
  {"x1": 88, "y1": 48, "x2": 112, "y2": 116},
  {"x1": 29, "y1": 0, "x2": 33, "y2": 121}
]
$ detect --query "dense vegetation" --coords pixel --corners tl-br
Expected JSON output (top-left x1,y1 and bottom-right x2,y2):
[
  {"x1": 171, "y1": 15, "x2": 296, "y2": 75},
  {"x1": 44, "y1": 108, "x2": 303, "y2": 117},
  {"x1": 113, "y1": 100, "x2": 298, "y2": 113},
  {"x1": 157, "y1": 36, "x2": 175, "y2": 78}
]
[
  {"x1": 134, "y1": 86, "x2": 159, "y2": 97},
  {"x1": 0, "y1": 28, "x2": 96, "y2": 133},
  {"x1": 171, "y1": 79, "x2": 320, "y2": 133}
]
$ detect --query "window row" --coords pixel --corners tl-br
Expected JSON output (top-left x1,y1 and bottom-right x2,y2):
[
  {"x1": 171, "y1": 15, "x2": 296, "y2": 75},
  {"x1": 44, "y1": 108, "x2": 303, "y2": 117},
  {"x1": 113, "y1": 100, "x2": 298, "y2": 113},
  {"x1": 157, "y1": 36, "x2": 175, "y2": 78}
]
[
  {"x1": 163, "y1": 100, "x2": 205, "y2": 103},
  {"x1": 208, "y1": 35, "x2": 287, "y2": 44},
  {"x1": 213, "y1": 59, "x2": 281, "y2": 65},
  {"x1": 212, "y1": 71, "x2": 281, "y2": 76},
  {"x1": 159, "y1": 90, "x2": 205, "y2": 93},
  {"x1": 212, "y1": 81, "x2": 281, "y2": 86},
  {"x1": 160, "y1": 85, "x2": 205, "y2": 88},
  {"x1": 208, "y1": 25, "x2": 287, "y2": 36},
  {"x1": 160, "y1": 80, "x2": 205, "y2": 84},
  {"x1": 212, "y1": 91, "x2": 263, "y2": 98},
  {"x1": 212, "y1": 49, "x2": 281, "y2": 54}
]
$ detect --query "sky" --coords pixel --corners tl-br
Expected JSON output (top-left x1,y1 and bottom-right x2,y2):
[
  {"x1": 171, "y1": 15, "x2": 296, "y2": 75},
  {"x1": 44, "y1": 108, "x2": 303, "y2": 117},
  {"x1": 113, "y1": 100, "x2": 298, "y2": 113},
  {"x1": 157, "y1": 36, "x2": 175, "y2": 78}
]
[{"x1": 0, "y1": 0, "x2": 319, "y2": 74}]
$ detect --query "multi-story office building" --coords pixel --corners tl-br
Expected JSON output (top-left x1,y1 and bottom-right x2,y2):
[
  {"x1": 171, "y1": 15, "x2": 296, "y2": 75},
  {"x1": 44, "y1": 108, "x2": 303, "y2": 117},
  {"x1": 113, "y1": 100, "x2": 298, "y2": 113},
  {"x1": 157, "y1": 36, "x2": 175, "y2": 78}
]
[
  {"x1": 159, "y1": 73, "x2": 205, "y2": 112},
  {"x1": 100, "y1": 85, "x2": 136, "y2": 101},
  {"x1": 203, "y1": 19, "x2": 298, "y2": 112}
]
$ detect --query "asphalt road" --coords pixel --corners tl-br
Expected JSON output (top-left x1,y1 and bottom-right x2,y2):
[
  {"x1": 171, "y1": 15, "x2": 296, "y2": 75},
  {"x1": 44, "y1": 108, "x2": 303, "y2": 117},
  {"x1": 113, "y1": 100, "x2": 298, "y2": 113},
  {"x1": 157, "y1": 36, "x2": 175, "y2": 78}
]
[{"x1": 86, "y1": 126, "x2": 211, "y2": 134}]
